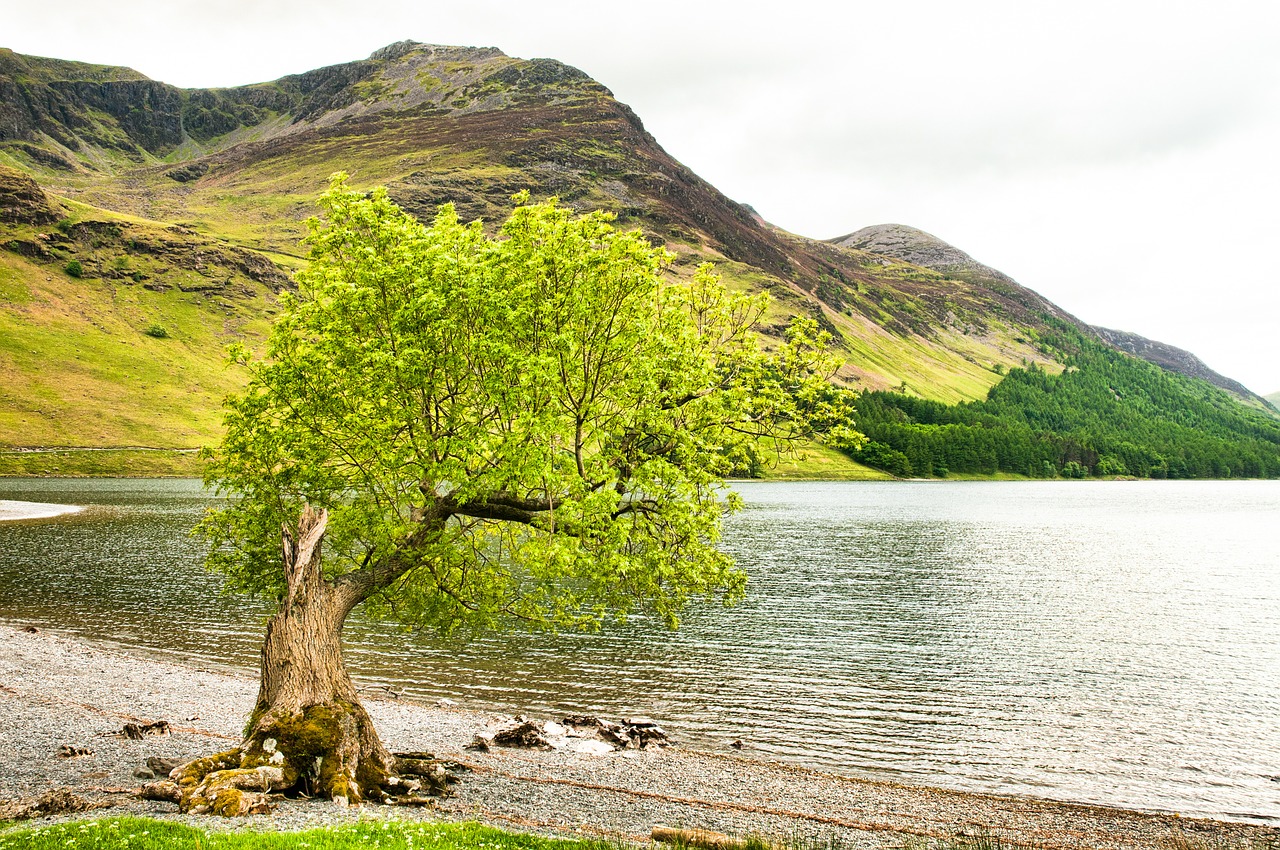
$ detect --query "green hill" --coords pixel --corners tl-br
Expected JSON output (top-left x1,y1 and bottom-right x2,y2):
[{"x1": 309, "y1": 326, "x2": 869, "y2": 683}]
[
  {"x1": 0, "y1": 42, "x2": 1272, "y2": 478},
  {"x1": 849, "y1": 322, "x2": 1280, "y2": 479}
]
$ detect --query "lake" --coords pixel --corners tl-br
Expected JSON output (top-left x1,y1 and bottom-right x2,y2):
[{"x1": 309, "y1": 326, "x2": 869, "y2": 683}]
[{"x1": 0, "y1": 478, "x2": 1277, "y2": 823}]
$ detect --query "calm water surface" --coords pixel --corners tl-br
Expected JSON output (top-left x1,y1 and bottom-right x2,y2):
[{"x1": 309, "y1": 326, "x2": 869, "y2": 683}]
[{"x1": 1, "y1": 478, "x2": 1277, "y2": 823}]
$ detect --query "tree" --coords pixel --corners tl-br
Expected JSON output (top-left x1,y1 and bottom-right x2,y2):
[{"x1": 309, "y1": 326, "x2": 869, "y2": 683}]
[{"x1": 174, "y1": 175, "x2": 856, "y2": 813}]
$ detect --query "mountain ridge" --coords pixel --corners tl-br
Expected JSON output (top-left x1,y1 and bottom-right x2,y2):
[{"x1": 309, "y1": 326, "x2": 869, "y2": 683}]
[
  {"x1": 835, "y1": 223, "x2": 1268, "y2": 406},
  {"x1": 1, "y1": 41, "x2": 1273, "y2": 461}
]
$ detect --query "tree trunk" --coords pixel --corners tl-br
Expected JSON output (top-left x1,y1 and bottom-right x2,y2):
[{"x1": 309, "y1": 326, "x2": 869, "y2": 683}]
[{"x1": 172, "y1": 507, "x2": 402, "y2": 814}]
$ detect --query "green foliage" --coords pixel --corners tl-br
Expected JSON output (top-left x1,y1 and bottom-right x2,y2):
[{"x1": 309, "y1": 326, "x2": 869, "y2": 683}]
[
  {"x1": 202, "y1": 175, "x2": 858, "y2": 633},
  {"x1": 849, "y1": 322, "x2": 1280, "y2": 479},
  {"x1": 143, "y1": 323, "x2": 169, "y2": 338},
  {"x1": 63, "y1": 258, "x2": 83, "y2": 277},
  {"x1": 846, "y1": 440, "x2": 913, "y2": 477}
]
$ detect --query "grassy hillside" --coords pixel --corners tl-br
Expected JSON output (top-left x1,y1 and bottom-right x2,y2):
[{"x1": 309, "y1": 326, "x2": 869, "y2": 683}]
[
  {"x1": 0, "y1": 42, "x2": 1267, "y2": 478},
  {"x1": 0, "y1": 168, "x2": 281, "y2": 451}
]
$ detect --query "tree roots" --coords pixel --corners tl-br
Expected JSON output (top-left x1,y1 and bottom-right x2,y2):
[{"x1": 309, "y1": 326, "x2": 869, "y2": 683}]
[{"x1": 150, "y1": 708, "x2": 449, "y2": 816}]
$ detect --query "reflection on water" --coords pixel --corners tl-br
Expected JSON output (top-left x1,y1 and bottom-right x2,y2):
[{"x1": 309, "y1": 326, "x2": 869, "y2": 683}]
[{"x1": 0, "y1": 478, "x2": 1277, "y2": 823}]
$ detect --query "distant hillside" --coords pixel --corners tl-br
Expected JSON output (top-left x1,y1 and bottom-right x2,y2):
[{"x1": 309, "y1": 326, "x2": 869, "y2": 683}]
[
  {"x1": 834, "y1": 224, "x2": 1267, "y2": 407},
  {"x1": 849, "y1": 322, "x2": 1280, "y2": 479},
  {"x1": 1267, "y1": 392, "x2": 1280, "y2": 412},
  {"x1": 0, "y1": 41, "x2": 1270, "y2": 471},
  {"x1": 1089, "y1": 326, "x2": 1266, "y2": 406}
]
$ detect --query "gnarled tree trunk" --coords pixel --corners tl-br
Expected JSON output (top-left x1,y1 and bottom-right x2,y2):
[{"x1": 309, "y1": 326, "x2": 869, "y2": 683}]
[{"x1": 172, "y1": 507, "x2": 408, "y2": 814}]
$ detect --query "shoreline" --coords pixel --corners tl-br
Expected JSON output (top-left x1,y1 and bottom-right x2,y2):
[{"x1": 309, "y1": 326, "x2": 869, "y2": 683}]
[
  {"x1": 0, "y1": 500, "x2": 84, "y2": 522},
  {"x1": 1, "y1": 625, "x2": 1276, "y2": 848}
]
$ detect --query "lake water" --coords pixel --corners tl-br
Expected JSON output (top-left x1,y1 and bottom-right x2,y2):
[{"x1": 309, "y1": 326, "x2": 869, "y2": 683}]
[{"x1": 0, "y1": 478, "x2": 1277, "y2": 823}]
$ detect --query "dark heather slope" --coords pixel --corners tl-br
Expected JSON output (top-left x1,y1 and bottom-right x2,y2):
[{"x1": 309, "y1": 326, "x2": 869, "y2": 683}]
[{"x1": 834, "y1": 223, "x2": 1079, "y2": 325}]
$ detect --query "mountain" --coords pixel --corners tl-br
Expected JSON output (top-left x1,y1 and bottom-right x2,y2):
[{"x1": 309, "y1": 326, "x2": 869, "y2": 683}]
[
  {"x1": 1267, "y1": 392, "x2": 1280, "y2": 412},
  {"x1": 0, "y1": 41, "x2": 1273, "y2": 473},
  {"x1": 834, "y1": 224, "x2": 1268, "y2": 407},
  {"x1": 1088, "y1": 326, "x2": 1263, "y2": 404},
  {"x1": 834, "y1": 223, "x2": 1043, "y2": 305}
]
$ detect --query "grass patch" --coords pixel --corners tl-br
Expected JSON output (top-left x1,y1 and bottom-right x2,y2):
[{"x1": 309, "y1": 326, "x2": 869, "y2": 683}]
[
  {"x1": 0, "y1": 448, "x2": 205, "y2": 476},
  {"x1": 0, "y1": 817, "x2": 613, "y2": 850},
  {"x1": 933, "y1": 471, "x2": 1031, "y2": 482},
  {"x1": 756, "y1": 440, "x2": 893, "y2": 481}
]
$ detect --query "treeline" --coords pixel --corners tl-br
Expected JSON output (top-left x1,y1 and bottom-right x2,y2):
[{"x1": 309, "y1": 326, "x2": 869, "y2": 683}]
[{"x1": 846, "y1": 324, "x2": 1280, "y2": 479}]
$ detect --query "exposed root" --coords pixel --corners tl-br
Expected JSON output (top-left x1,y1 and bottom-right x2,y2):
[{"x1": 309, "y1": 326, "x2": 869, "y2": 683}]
[
  {"x1": 172, "y1": 746, "x2": 289, "y2": 816},
  {"x1": 166, "y1": 707, "x2": 449, "y2": 815}
]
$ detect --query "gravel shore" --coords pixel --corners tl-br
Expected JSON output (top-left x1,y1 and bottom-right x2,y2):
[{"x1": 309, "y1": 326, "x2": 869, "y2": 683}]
[{"x1": 1, "y1": 623, "x2": 1275, "y2": 849}]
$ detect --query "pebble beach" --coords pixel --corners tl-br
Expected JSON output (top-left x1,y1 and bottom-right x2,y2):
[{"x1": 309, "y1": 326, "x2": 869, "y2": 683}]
[{"x1": 0, "y1": 623, "x2": 1276, "y2": 849}]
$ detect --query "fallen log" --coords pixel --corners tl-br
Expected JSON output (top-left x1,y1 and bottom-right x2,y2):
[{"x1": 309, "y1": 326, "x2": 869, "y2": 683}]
[
  {"x1": 0, "y1": 788, "x2": 104, "y2": 820},
  {"x1": 651, "y1": 827, "x2": 749, "y2": 850}
]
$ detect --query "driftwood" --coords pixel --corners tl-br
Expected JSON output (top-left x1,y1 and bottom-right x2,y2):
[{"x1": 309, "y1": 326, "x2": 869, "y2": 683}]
[
  {"x1": 391, "y1": 752, "x2": 449, "y2": 796},
  {"x1": 472, "y1": 714, "x2": 673, "y2": 754},
  {"x1": 0, "y1": 788, "x2": 104, "y2": 820},
  {"x1": 390, "y1": 796, "x2": 438, "y2": 807},
  {"x1": 492, "y1": 720, "x2": 552, "y2": 749},
  {"x1": 120, "y1": 720, "x2": 171, "y2": 739},
  {"x1": 564, "y1": 715, "x2": 671, "y2": 749},
  {"x1": 651, "y1": 827, "x2": 749, "y2": 850},
  {"x1": 55, "y1": 745, "x2": 93, "y2": 758}
]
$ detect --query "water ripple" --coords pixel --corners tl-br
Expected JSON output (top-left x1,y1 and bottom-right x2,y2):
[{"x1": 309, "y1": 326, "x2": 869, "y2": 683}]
[{"x1": 0, "y1": 478, "x2": 1277, "y2": 823}]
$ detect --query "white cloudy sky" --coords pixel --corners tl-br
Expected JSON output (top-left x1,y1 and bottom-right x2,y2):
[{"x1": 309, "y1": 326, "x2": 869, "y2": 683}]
[{"x1": 6, "y1": 0, "x2": 1279, "y2": 393}]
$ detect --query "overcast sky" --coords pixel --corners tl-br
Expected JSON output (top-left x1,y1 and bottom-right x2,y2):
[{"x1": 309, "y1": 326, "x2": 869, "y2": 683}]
[{"x1": 6, "y1": 0, "x2": 1279, "y2": 393}]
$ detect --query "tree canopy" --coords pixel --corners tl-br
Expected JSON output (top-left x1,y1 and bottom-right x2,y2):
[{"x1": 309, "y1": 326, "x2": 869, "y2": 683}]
[{"x1": 201, "y1": 175, "x2": 857, "y2": 634}]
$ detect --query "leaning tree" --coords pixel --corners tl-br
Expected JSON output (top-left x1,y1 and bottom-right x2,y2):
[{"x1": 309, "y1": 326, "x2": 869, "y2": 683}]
[{"x1": 173, "y1": 175, "x2": 858, "y2": 814}]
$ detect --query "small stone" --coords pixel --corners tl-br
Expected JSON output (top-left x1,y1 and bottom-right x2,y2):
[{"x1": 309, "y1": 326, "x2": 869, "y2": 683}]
[
  {"x1": 146, "y1": 756, "x2": 184, "y2": 777},
  {"x1": 730, "y1": 739, "x2": 745, "y2": 750}
]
